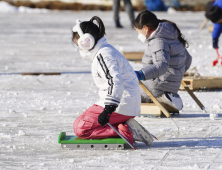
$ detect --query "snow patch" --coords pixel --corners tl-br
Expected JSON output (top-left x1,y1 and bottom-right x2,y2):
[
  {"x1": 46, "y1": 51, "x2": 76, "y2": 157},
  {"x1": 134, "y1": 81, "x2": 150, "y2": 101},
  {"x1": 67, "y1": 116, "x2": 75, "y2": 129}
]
[
  {"x1": 194, "y1": 163, "x2": 200, "y2": 169},
  {"x1": 9, "y1": 109, "x2": 16, "y2": 114},
  {"x1": 40, "y1": 107, "x2": 46, "y2": 111},
  {"x1": 22, "y1": 113, "x2": 28, "y2": 118},
  {"x1": 209, "y1": 113, "x2": 218, "y2": 120},
  {"x1": 0, "y1": 1, "x2": 49, "y2": 13},
  {"x1": 18, "y1": 6, "x2": 48, "y2": 13},
  {"x1": 213, "y1": 104, "x2": 221, "y2": 111},
  {"x1": 45, "y1": 136, "x2": 51, "y2": 139},
  {"x1": 40, "y1": 163, "x2": 45, "y2": 166},
  {"x1": 0, "y1": 1, "x2": 17, "y2": 13},
  {"x1": 167, "y1": 7, "x2": 177, "y2": 14},
  {"x1": 0, "y1": 133, "x2": 11, "y2": 138},
  {"x1": 1, "y1": 123, "x2": 7, "y2": 127},
  {"x1": 18, "y1": 130, "x2": 26, "y2": 136},
  {"x1": 69, "y1": 159, "x2": 75, "y2": 163}
]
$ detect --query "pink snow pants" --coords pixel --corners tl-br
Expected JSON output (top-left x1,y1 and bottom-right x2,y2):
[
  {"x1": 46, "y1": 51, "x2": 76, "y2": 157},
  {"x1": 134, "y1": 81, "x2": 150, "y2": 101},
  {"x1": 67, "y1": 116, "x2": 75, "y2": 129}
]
[{"x1": 73, "y1": 104, "x2": 134, "y2": 145}]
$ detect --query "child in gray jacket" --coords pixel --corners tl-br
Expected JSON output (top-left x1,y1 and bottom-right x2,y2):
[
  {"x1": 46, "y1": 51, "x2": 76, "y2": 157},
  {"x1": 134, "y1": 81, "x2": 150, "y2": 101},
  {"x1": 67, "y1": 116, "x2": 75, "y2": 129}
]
[{"x1": 134, "y1": 10, "x2": 192, "y2": 110}]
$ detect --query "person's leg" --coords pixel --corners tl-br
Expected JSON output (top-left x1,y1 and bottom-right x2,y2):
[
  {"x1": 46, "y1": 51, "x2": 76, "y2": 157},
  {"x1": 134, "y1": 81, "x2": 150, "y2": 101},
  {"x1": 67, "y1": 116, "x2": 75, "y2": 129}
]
[
  {"x1": 140, "y1": 80, "x2": 164, "y2": 103},
  {"x1": 141, "y1": 88, "x2": 152, "y2": 103},
  {"x1": 113, "y1": 0, "x2": 120, "y2": 22},
  {"x1": 73, "y1": 104, "x2": 134, "y2": 144},
  {"x1": 123, "y1": 0, "x2": 135, "y2": 26},
  {"x1": 113, "y1": 0, "x2": 123, "y2": 28},
  {"x1": 140, "y1": 80, "x2": 183, "y2": 110}
]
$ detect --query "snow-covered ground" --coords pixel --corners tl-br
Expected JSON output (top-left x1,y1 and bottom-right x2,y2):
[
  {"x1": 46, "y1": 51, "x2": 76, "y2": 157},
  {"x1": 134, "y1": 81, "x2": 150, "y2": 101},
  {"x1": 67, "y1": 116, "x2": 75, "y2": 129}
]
[{"x1": 1, "y1": 5, "x2": 222, "y2": 169}]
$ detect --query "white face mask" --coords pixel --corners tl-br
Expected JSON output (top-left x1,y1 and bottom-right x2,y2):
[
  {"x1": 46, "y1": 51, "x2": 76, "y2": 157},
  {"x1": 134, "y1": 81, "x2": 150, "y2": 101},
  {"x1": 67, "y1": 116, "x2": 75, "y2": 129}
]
[
  {"x1": 79, "y1": 49, "x2": 91, "y2": 59},
  {"x1": 138, "y1": 28, "x2": 148, "y2": 43}
]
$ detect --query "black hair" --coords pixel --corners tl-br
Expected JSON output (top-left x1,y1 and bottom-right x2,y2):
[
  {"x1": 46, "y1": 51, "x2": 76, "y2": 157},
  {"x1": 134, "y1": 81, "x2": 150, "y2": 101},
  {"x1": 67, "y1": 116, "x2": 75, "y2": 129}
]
[
  {"x1": 72, "y1": 16, "x2": 106, "y2": 48},
  {"x1": 206, "y1": 5, "x2": 222, "y2": 23},
  {"x1": 134, "y1": 10, "x2": 189, "y2": 48}
]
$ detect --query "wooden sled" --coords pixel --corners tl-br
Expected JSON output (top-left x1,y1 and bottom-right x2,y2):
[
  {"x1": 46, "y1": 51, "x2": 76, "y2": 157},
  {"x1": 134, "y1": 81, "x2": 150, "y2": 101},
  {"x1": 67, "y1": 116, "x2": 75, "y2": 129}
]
[
  {"x1": 199, "y1": 18, "x2": 209, "y2": 30},
  {"x1": 139, "y1": 80, "x2": 207, "y2": 117},
  {"x1": 180, "y1": 76, "x2": 222, "y2": 91},
  {"x1": 139, "y1": 81, "x2": 172, "y2": 118},
  {"x1": 208, "y1": 25, "x2": 214, "y2": 33},
  {"x1": 141, "y1": 103, "x2": 179, "y2": 117}
]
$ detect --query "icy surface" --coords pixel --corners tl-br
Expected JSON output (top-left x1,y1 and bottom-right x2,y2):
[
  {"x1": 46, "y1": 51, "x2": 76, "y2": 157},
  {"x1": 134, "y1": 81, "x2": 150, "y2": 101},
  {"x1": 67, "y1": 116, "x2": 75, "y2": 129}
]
[{"x1": 0, "y1": 10, "x2": 222, "y2": 169}]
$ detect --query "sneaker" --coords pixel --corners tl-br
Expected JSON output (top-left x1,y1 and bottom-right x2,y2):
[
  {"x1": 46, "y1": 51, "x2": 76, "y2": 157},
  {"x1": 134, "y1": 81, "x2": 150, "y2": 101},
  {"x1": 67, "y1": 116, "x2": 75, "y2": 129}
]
[
  {"x1": 125, "y1": 118, "x2": 153, "y2": 146},
  {"x1": 158, "y1": 92, "x2": 183, "y2": 110}
]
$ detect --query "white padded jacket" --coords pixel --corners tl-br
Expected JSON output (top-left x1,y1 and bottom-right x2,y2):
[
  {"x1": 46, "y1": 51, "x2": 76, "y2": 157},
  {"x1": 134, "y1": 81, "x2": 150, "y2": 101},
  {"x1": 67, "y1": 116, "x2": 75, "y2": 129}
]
[{"x1": 84, "y1": 37, "x2": 141, "y2": 116}]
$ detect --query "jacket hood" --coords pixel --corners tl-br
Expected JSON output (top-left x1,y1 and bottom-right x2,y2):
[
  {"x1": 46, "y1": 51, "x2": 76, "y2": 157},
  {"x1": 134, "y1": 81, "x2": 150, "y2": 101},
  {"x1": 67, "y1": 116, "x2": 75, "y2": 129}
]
[{"x1": 148, "y1": 22, "x2": 178, "y2": 41}]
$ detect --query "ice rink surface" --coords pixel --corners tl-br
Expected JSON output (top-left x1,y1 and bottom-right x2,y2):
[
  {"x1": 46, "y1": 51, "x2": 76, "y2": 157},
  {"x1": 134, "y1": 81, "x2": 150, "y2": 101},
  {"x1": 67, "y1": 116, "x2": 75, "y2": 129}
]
[{"x1": 1, "y1": 9, "x2": 222, "y2": 170}]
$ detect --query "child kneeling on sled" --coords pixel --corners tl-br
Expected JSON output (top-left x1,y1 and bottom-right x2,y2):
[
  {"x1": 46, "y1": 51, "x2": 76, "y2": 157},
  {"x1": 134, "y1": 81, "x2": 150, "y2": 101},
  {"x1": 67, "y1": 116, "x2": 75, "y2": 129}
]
[{"x1": 72, "y1": 16, "x2": 153, "y2": 146}]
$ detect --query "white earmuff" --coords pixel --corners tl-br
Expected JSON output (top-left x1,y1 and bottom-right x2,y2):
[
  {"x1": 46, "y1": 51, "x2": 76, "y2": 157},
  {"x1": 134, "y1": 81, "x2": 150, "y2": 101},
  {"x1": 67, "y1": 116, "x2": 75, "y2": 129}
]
[{"x1": 72, "y1": 19, "x2": 95, "y2": 51}]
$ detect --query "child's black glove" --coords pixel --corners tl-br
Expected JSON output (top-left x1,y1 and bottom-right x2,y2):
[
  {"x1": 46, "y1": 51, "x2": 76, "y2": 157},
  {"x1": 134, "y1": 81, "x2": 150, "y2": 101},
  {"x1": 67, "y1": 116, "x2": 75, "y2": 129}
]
[{"x1": 98, "y1": 105, "x2": 117, "y2": 126}]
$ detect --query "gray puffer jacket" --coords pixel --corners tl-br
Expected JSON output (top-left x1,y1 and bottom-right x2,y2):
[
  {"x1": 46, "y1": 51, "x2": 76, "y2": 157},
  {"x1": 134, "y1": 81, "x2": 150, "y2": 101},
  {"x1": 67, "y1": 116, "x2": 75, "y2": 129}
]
[{"x1": 141, "y1": 22, "x2": 192, "y2": 95}]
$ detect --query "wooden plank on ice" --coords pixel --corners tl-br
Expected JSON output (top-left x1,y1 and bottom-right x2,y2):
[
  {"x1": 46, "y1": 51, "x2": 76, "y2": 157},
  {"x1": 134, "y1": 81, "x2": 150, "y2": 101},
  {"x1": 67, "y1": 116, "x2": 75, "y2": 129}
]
[
  {"x1": 140, "y1": 103, "x2": 179, "y2": 117},
  {"x1": 180, "y1": 76, "x2": 222, "y2": 90},
  {"x1": 122, "y1": 52, "x2": 143, "y2": 61}
]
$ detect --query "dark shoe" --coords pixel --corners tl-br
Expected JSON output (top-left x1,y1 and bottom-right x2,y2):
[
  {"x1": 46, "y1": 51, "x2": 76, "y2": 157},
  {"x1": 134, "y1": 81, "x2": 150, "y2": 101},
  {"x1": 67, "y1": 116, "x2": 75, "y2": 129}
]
[{"x1": 115, "y1": 20, "x2": 123, "y2": 28}]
